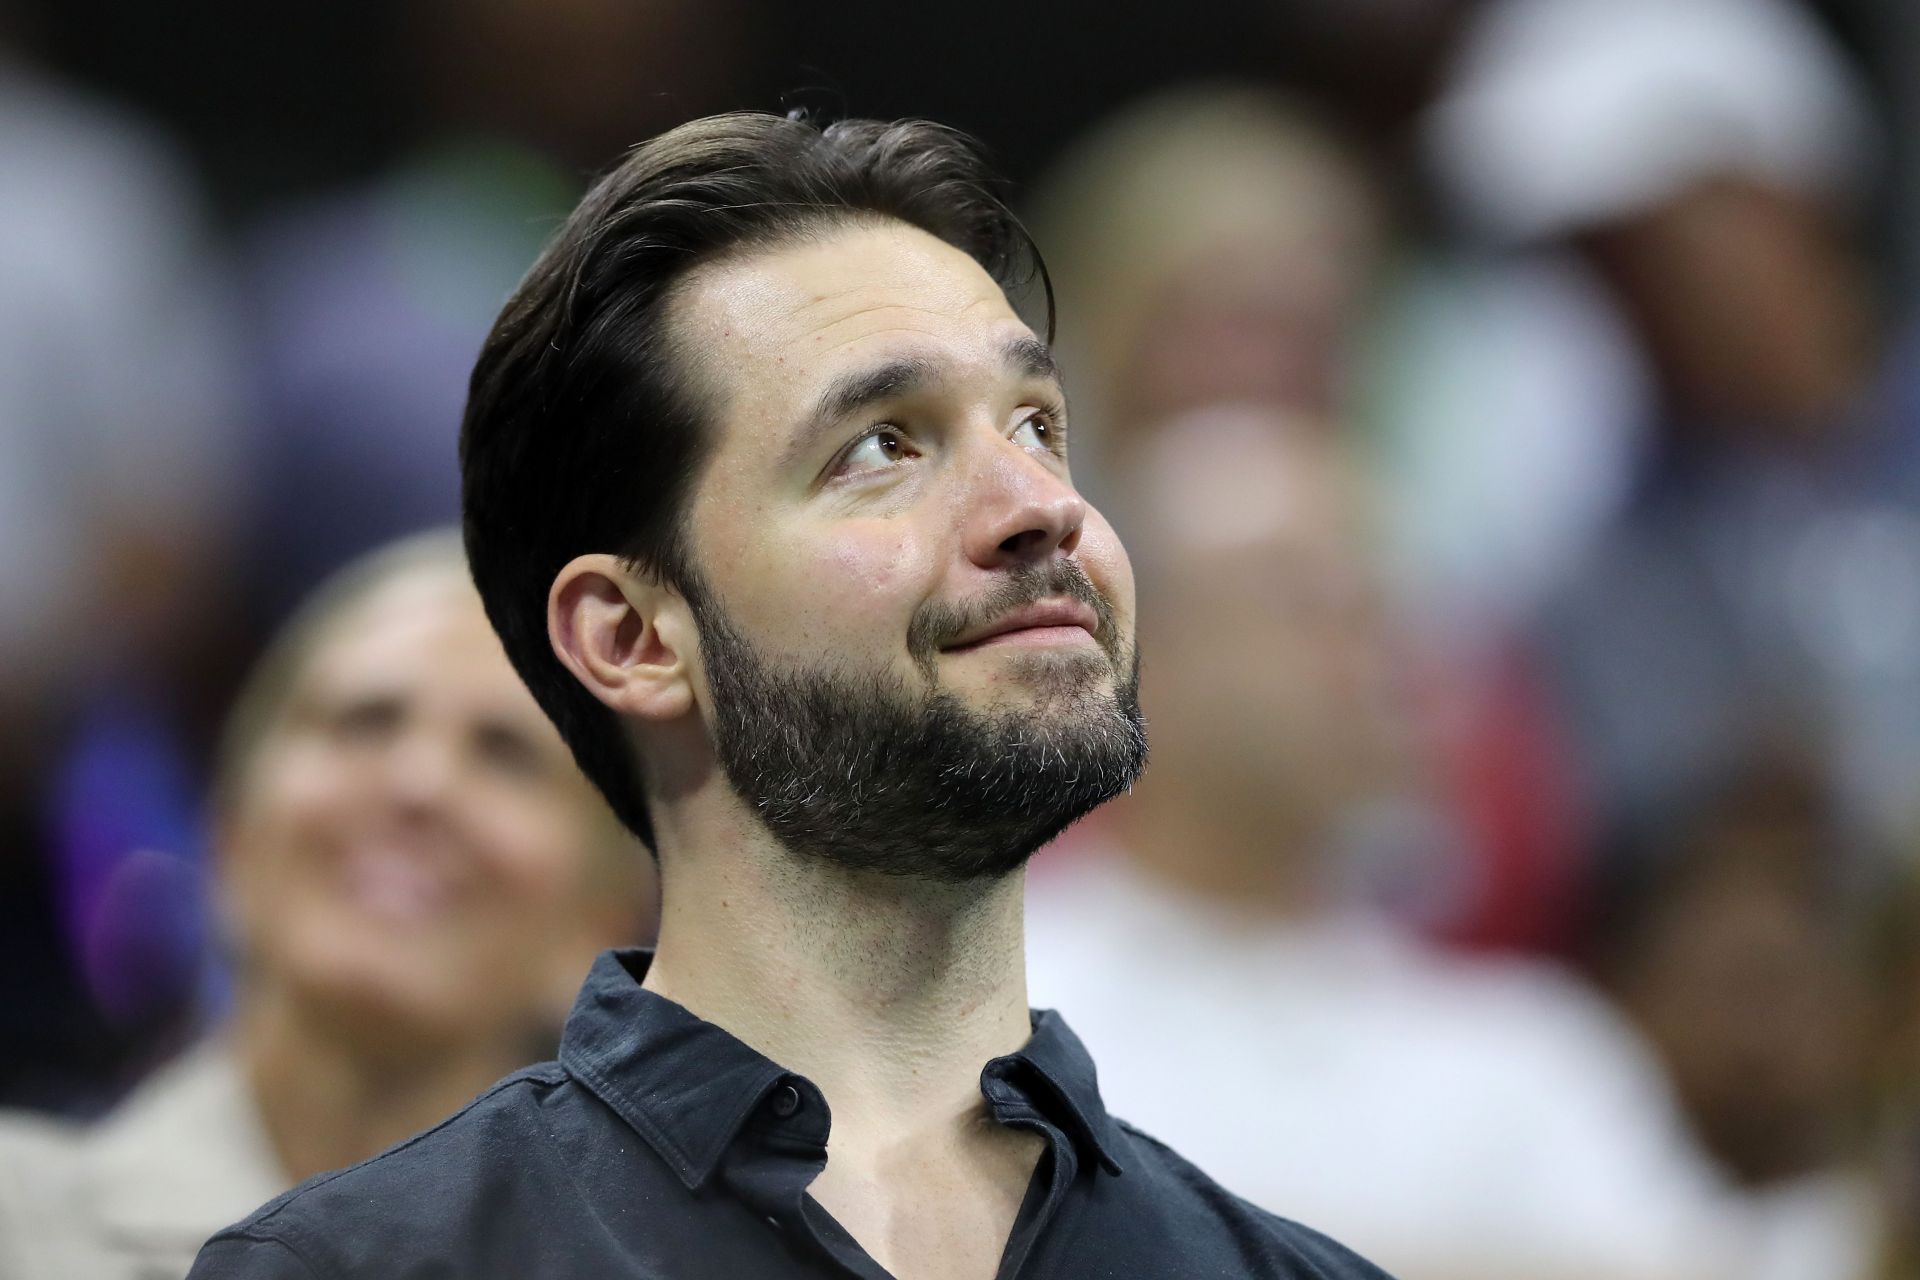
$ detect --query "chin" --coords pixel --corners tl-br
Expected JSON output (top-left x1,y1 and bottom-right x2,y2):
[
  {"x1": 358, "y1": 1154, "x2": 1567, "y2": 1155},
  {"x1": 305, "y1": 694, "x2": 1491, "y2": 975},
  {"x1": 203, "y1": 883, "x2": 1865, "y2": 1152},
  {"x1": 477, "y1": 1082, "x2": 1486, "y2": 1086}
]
[
  {"x1": 282, "y1": 929, "x2": 494, "y2": 1048},
  {"x1": 960, "y1": 647, "x2": 1117, "y2": 705}
]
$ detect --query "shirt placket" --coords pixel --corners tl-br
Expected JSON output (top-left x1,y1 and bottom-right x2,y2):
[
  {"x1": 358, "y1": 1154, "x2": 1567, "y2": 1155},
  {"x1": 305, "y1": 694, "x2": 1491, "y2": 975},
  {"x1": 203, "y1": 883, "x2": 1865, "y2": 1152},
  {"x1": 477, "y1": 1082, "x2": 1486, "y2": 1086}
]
[
  {"x1": 981, "y1": 1064, "x2": 1081, "y2": 1280},
  {"x1": 720, "y1": 1069, "x2": 1088, "y2": 1280},
  {"x1": 722, "y1": 1076, "x2": 894, "y2": 1279}
]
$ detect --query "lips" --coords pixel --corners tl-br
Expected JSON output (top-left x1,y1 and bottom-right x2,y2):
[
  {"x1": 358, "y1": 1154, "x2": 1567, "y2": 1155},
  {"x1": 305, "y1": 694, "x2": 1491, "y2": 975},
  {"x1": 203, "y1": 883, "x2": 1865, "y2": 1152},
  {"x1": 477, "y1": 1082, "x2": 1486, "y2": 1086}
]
[
  {"x1": 336, "y1": 841, "x2": 459, "y2": 924},
  {"x1": 943, "y1": 598, "x2": 1101, "y2": 652}
]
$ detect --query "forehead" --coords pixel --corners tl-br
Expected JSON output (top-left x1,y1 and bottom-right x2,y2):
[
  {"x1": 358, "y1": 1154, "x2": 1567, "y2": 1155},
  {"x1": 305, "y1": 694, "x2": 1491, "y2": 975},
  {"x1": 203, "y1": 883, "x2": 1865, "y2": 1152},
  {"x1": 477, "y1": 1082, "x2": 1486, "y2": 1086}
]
[
  {"x1": 668, "y1": 219, "x2": 1035, "y2": 425},
  {"x1": 303, "y1": 571, "x2": 521, "y2": 699}
]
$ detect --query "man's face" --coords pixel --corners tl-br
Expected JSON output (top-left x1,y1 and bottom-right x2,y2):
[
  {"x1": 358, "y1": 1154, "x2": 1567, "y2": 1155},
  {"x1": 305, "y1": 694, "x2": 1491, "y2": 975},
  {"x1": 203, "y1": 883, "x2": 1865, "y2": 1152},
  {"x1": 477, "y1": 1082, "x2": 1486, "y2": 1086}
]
[{"x1": 662, "y1": 218, "x2": 1144, "y2": 878}]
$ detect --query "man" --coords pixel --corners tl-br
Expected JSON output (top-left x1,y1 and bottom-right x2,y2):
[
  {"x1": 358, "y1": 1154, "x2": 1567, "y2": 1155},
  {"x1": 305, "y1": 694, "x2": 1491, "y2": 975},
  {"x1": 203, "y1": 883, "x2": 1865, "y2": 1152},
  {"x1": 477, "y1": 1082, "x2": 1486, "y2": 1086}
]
[{"x1": 188, "y1": 111, "x2": 1394, "y2": 1279}]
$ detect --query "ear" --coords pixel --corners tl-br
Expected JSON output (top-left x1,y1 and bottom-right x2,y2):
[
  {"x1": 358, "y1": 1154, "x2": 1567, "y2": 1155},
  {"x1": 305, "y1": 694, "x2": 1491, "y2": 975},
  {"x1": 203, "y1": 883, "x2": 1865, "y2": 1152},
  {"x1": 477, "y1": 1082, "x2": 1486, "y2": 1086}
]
[{"x1": 548, "y1": 554, "x2": 696, "y2": 722}]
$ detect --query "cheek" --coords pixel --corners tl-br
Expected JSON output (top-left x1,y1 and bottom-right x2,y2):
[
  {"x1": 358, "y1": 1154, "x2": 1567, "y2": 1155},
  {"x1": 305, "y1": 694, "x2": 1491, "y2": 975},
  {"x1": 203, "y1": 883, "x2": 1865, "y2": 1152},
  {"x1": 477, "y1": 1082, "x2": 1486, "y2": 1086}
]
[
  {"x1": 220, "y1": 746, "x2": 364, "y2": 960},
  {"x1": 460, "y1": 787, "x2": 595, "y2": 909},
  {"x1": 824, "y1": 535, "x2": 922, "y2": 604},
  {"x1": 732, "y1": 520, "x2": 939, "y2": 654},
  {"x1": 1078, "y1": 511, "x2": 1137, "y2": 629},
  {"x1": 231, "y1": 746, "x2": 351, "y2": 881}
]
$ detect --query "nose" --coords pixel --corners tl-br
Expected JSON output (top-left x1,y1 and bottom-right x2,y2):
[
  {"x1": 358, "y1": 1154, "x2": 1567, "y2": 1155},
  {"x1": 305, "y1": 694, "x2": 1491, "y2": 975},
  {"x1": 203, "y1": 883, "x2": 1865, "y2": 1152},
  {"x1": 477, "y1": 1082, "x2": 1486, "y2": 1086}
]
[
  {"x1": 383, "y1": 726, "x2": 461, "y2": 818},
  {"x1": 962, "y1": 439, "x2": 1088, "y2": 570}
]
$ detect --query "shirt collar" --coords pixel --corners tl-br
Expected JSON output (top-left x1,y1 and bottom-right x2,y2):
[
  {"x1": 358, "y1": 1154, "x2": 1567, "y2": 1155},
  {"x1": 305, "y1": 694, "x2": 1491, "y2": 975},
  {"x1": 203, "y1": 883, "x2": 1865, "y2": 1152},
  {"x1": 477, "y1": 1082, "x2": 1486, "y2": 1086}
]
[
  {"x1": 560, "y1": 950, "x2": 1127, "y2": 1188},
  {"x1": 1000, "y1": 1009, "x2": 1127, "y2": 1176}
]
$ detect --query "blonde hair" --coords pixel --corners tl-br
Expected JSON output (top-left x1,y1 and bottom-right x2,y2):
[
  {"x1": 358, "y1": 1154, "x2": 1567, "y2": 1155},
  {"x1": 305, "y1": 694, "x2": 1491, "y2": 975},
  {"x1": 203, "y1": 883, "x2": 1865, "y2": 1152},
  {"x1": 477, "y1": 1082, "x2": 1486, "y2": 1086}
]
[{"x1": 1027, "y1": 85, "x2": 1381, "y2": 467}]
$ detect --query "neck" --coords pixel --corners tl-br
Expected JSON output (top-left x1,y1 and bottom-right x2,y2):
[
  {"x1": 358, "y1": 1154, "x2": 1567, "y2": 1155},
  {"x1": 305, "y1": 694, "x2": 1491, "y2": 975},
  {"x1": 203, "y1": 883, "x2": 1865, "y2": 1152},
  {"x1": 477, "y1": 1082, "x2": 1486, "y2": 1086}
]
[
  {"x1": 1114, "y1": 766, "x2": 1331, "y2": 921},
  {"x1": 644, "y1": 804, "x2": 1033, "y2": 1149},
  {"x1": 235, "y1": 988, "x2": 529, "y2": 1184}
]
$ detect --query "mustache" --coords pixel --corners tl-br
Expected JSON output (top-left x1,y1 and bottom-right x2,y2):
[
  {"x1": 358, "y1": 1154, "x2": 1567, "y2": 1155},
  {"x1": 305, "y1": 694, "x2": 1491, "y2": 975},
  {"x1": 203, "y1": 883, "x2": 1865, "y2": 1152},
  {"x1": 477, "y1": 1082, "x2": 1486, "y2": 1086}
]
[{"x1": 906, "y1": 560, "x2": 1119, "y2": 666}]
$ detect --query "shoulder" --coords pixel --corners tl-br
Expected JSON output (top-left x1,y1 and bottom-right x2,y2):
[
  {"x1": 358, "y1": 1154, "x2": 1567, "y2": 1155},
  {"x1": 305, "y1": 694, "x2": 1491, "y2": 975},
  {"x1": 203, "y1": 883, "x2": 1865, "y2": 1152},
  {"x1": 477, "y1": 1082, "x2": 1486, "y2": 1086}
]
[
  {"x1": 1401, "y1": 944, "x2": 1682, "y2": 1119},
  {"x1": 0, "y1": 1110, "x2": 84, "y2": 1254},
  {"x1": 0, "y1": 1108, "x2": 87, "y2": 1242},
  {"x1": 191, "y1": 1063, "x2": 579, "y2": 1279},
  {"x1": 1326, "y1": 923, "x2": 1663, "y2": 1092},
  {"x1": 1108, "y1": 1119, "x2": 1399, "y2": 1279},
  {"x1": 0, "y1": 1105, "x2": 85, "y2": 1165}
]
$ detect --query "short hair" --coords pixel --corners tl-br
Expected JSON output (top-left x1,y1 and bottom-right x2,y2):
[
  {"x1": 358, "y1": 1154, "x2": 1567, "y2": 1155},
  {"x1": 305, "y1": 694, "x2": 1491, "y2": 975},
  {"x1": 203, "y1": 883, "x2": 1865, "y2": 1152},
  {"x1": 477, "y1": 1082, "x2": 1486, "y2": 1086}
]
[{"x1": 460, "y1": 111, "x2": 1049, "y2": 849}]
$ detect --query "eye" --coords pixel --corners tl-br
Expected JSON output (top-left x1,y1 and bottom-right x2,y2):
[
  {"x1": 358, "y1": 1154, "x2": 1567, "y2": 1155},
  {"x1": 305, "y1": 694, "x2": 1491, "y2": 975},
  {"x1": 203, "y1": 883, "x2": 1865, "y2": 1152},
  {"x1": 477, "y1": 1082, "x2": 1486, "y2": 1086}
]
[
  {"x1": 326, "y1": 697, "x2": 402, "y2": 745},
  {"x1": 837, "y1": 427, "x2": 917, "y2": 476},
  {"x1": 1011, "y1": 410, "x2": 1061, "y2": 453},
  {"x1": 473, "y1": 722, "x2": 548, "y2": 780}
]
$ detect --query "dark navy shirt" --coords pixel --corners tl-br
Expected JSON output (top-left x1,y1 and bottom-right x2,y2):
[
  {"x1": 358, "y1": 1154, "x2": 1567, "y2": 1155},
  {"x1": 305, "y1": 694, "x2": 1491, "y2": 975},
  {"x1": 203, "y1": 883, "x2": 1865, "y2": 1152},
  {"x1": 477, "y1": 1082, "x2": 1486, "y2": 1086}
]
[{"x1": 188, "y1": 950, "x2": 1394, "y2": 1279}]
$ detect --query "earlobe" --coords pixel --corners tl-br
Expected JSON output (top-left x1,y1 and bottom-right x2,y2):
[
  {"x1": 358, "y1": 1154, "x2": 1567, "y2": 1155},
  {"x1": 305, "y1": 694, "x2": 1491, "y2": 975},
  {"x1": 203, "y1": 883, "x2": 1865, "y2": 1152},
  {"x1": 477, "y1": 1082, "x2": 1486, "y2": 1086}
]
[{"x1": 548, "y1": 555, "x2": 695, "y2": 721}]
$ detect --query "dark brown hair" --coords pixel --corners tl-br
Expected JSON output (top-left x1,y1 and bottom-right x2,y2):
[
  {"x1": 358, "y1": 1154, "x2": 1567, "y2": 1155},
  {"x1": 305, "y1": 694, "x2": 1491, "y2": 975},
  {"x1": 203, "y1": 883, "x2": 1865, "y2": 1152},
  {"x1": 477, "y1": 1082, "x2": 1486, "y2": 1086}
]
[{"x1": 460, "y1": 111, "x2": 1049, "y2": 848}]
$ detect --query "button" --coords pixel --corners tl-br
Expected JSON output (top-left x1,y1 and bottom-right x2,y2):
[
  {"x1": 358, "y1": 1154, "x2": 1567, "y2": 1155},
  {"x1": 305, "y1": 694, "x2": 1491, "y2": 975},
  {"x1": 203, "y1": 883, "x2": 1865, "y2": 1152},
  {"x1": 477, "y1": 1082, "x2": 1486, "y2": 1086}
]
[{"x1": 771, "y1": 1083, "x2": 802, "y2": 1118}]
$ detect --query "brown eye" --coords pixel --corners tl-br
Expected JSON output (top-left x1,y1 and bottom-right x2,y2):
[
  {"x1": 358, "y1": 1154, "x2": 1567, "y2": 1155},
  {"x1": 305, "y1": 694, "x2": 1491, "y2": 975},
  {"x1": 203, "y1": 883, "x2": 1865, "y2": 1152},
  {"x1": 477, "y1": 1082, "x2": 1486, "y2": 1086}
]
[
  {"x1": 1012, "y1": 412, "x2": 1053, "y2": 449},
  {"x1": 840, "y1": 427, "x2": 916, "y2": 474}
]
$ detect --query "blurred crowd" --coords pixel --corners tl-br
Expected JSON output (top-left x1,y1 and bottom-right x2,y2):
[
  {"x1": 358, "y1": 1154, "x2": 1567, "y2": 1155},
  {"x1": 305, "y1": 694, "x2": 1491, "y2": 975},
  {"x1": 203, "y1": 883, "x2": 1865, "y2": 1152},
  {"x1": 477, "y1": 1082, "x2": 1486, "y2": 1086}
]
[{"x1": 3, "y1": 0, "x2": 1920, "y2": 1276}]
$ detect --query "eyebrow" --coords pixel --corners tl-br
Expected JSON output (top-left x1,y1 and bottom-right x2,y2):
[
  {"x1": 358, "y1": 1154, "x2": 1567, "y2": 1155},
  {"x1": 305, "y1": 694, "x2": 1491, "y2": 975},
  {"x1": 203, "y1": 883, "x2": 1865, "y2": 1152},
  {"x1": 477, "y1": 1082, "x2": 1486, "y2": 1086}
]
[
  {"x1": 1001, "y1": 334, "x2": 1057, "y2": 383},
  {"x1": 814, "y1": 355, "x2": 940, "y2": 438},
  {"x1": 783, "y1": 335, "x2": 1061, "y2": 470}
]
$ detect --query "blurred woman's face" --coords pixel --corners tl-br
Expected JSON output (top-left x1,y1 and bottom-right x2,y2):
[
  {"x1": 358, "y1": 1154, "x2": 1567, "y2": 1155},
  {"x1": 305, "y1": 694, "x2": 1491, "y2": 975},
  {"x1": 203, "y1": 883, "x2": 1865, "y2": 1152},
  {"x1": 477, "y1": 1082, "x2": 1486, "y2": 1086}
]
[
  {"x1": 1119, "y1": 241, "x2": 1366, "y2": 431},
  {"x1": 221, "y1": 568, "x2": 621, "y2": 1050}
]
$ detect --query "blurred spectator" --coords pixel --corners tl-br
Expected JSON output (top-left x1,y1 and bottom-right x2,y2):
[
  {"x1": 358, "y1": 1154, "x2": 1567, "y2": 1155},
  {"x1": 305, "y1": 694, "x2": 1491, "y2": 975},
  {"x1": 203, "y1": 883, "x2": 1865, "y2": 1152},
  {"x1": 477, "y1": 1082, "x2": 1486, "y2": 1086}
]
[
  {"x1": 0, "y1": 55, "x2": 240, "y2": 717},
  {"x1": 0, "y1": 46, "x2": 247, "y2": 1106},
  {"x1": 1027, "y1": 408, "x2": 1737, "y2": 1280},
  {"x1": 1589, "y1": 754, "x2": 1884, "y2": 1278},
  {"x1": 1362, "y1": 236, "x2": 1652, "y2": 641},
  {"x1": 0, "y1": 532, "x2": 652, "y2": 1279},
  {"x1": 1415, "y1": 21, "x2": 1918, "y2": 1273},
  {"x1": 1423, "y1": 0, "x2": 1920, "y2": 862},
  {"x1": 1029, "y1": 85, "x2": 1586, "y2": 949},
  {"x1": 1865, "y1": 851, "x2": 1920, "y2": 1277},
  {"x1": 238, "y1": 0, "x2": 753, "y2": 622},
  {"x1": 1427, "y1": 0, "x2": 1872, "y2": 253},
  {"x1": 1028, "y1": 85, "x2": 1384, "y2": 475}
]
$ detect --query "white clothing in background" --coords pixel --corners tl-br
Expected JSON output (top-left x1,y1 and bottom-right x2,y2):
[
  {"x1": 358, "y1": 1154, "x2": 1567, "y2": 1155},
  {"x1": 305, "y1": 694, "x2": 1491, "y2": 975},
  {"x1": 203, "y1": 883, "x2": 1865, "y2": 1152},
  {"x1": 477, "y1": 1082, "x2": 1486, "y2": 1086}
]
[
  {"x1": 0, "y1": 1043, "x2": 284, "y2": 1280},
  {"x1": 1026, "y1": 853, "x2": 1745, "y2": 1280}
]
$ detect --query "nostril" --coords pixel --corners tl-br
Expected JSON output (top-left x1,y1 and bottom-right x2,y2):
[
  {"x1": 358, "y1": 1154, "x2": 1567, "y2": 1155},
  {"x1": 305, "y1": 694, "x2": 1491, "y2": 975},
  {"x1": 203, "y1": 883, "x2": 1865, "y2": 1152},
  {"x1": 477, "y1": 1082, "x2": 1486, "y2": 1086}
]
[
  {"x1": 998, "y1": 528, "x2": 1050, "y2": 558},
  {"x1": 975, "y1": 484, "x2": 1086, "y2": 567}
]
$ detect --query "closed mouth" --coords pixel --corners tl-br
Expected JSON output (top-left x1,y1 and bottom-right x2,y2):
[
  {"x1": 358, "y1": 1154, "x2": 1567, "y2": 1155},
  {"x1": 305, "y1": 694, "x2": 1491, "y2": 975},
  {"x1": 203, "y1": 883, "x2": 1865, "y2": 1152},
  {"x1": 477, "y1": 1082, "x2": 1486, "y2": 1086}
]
[{"x1": 943, "y1": 598, "x2": 1102, "y2": 652}]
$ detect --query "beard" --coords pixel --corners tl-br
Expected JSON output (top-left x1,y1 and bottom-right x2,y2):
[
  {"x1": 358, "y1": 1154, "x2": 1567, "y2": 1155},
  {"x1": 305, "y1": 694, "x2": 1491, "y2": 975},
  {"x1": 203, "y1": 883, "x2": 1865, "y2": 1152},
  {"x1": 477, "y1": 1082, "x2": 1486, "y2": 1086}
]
[{"x1": 684, "y1": 560, "x2": 1147, "y2": 882}]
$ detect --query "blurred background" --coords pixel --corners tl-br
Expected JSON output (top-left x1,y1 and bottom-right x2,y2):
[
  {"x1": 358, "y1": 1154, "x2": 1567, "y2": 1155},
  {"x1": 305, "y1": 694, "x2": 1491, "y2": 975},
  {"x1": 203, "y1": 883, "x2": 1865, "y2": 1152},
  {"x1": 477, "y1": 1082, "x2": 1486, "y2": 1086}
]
[{"x1": 4, "y1": 0, "x2": 1920, "y2": 1275}]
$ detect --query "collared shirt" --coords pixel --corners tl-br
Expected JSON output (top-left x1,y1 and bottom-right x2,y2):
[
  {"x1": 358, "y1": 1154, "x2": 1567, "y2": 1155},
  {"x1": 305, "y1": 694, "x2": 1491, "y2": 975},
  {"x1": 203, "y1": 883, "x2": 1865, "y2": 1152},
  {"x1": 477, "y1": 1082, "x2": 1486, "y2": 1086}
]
[{"x1": 187, "y1": 950, "x2": 1394, "y2": 1279}]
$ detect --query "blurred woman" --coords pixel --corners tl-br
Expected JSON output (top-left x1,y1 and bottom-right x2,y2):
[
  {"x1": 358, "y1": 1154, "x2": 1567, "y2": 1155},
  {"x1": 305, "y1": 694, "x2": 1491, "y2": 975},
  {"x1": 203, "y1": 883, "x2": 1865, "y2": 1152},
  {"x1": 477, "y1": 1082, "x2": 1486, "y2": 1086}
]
[
  {"x1": 0, "y1": 530, "x2": 652, "y2": 1279},
  {"x1": 1026, "y1": 85, "x2": 1383, "y2": 472},
  {"x1": 1026, "y1": 84, "x2": 1585, "y2": 949}
]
